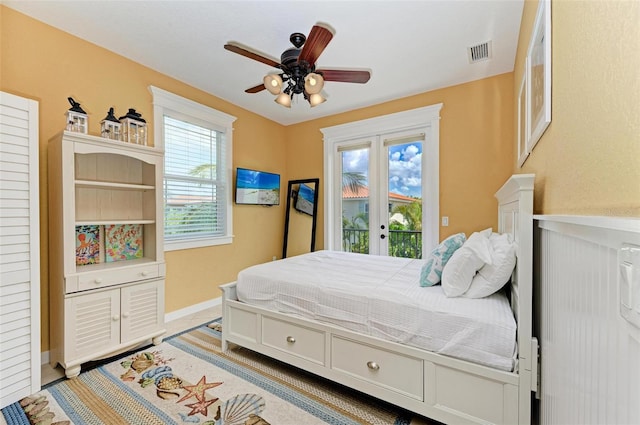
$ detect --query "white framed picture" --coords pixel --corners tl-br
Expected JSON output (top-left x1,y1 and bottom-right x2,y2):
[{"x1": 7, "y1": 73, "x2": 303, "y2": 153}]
[
  {"x1": 526, "y1": 0, "x2": 551, "y2": 152},
  {"x1": 517, "y1": 61, "x2": 529, "y2": 168}
]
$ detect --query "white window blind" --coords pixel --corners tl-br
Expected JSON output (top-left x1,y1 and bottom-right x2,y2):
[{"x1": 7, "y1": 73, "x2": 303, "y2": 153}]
[
  {"x1": 150, "y1": 86, "x2": 236, "y2": 251},
  {"x1": 164, "y1": 116, "x2": 226, "y2": 241}
]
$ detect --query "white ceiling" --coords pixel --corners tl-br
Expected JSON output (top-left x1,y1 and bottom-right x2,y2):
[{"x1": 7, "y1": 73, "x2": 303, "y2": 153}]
[{"x1": 4, "y1": 0, "x2": 524, "y2": 126}]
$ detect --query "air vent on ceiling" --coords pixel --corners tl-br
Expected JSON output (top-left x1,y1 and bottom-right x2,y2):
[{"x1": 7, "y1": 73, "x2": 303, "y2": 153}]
[{"x1": 467, "y1": 41, "x2": 492, "y2": 63}]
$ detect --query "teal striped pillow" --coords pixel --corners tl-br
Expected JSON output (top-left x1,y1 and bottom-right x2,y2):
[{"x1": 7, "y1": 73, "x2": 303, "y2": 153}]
[{"x1": 420, "y1": 233, "x2": 466, "y2": 287}]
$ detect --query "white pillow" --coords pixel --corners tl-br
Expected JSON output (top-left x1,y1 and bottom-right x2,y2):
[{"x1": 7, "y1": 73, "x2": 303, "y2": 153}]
[
  {"x1": 478, "y1": 227, "x2": 493, "y2": 238},
  {"x1": 464, "y1": 233, "x2": 517, "y2": 298},
  {"x1": 441, "y1": 231, "x2": 493, "y2": 297}
]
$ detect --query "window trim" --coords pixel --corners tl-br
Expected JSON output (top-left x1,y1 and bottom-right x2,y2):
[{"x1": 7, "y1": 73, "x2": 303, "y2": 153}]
[{"x1": 149, "y1": 86, "x2": 236, "y2": 251}]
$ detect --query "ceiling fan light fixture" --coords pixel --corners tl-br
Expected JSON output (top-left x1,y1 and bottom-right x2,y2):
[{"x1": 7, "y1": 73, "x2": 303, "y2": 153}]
[
  {"x1": 263, "y1": 74, "x2": 283, "y2": 95},
  {"x1": 226, "y1": 24, "x2": 370, "y2": 111},
  {"x1": 275, "y1": 92, "x2": 292, "y2": 108},
  {"x1": 308, "y1": 93, "x2": 326, "y2": 107},
  {"x1": 304, "y1": 73, "x2": 324, "y2": 94}
]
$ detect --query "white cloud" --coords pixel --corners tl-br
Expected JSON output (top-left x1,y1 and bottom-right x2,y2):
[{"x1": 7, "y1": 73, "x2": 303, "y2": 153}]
[
  {"x1": 341, "y1": 143, "x2": 423, "y2": 197},
  {"x1": 403, "y1": 144, "x2": 419, "y2": 159},
  {"x1": 343, "y1": 149, "x2": 369, "y2": 175}
]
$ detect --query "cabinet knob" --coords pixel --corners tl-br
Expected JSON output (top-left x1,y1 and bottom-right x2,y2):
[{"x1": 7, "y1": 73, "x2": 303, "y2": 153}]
[
  {"x1": 122, "y1": 312, "x2": 130, "y2": 318},
  {"x1": 366, "y1": 361, "x2": 380, "y2": 371},
  {"x1": 112, "y1": 315, "x2": 119, "y2": 321},
  {"x1": 95, "y1": 278, "x2": 103, "y2": 284},
  {"x1": 141, "y1": 271, "x2": 149, "y2": 277},
  {"x1": 286, "y1": 336, "x2": 296, "y2": 344}
]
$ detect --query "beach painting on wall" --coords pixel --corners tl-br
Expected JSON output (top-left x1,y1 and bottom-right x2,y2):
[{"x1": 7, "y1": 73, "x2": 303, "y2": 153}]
[
  {"x1": 105, "y1": 224, "x2": 143, "y2": 262},
  {"x1": 75, "y1": 225, "x2": 101, "y2": 265}
]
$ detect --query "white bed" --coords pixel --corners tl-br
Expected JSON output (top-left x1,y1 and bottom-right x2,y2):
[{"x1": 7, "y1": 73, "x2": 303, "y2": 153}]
[
  {"x1": 236, "y1": 250, "x2": 517, "y2": 372},
  {"x1": 221, "y1": 174, "x2": 538, "y2": 424}
]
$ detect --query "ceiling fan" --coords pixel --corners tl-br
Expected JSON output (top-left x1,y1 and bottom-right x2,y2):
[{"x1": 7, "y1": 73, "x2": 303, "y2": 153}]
[{"x1": 224, "y1": 23, "x2": 371, "y2": 108}]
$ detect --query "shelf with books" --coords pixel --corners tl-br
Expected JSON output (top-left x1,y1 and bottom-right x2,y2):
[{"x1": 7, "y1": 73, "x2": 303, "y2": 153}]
[{"x1": 74, "y1": 223, "x2": 149, "y2": 267}]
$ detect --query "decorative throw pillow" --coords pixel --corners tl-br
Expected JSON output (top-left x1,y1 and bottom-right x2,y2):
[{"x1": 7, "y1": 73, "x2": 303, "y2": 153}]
[
  {"x1": 464, "y1": 233, "x2": 517, "y2": 298},
  {"x1": 419, "y1": 233, "x2": 466, "y2": 287},
  {"x1": 441, "y1": 231, "x2": 493, "y2": 297}
]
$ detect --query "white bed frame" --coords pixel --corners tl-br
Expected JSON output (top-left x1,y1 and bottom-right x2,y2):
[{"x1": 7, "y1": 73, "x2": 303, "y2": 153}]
[{"x1": 221, "y1": 174, "x2": 538, "y2": 424}]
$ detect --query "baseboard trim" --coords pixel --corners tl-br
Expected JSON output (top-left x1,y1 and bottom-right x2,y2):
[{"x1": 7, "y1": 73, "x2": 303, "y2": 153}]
[
  {"x1": 164, "y1": 296, "x2": 222, "y2": 323},
  {"x1": 41, "y1": 297, "x2": 223, "y2": 365}
]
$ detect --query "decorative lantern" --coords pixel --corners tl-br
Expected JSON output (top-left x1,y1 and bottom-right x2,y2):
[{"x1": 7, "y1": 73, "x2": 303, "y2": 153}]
[
  {"x1": 65, "y1": 97, "x2": 88, "y2": 134},
  {"x1": 119, "y1": 108, "x2": 147, "y2": 145},
  {"x1": 100, "y1": 107, "x2": 122, "y2": 141}
]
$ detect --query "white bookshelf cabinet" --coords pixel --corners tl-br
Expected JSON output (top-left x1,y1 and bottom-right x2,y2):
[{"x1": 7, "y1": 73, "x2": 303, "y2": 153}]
[{"x1": 48, "y1": 131, "x2": 166, "y2": 378}]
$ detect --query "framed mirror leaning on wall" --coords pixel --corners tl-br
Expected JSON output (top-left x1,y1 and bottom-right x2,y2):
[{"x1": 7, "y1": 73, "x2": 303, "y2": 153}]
[{"x1": 282, "y1": 178, "x2": 319, "y2": 259}]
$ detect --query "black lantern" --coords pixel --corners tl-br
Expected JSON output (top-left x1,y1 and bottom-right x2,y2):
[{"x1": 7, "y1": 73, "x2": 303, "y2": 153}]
[
  {"x1": 100, "y1": 107, "x2": 122, "y2": 141},
  {"x1": 65, "y1": 97, "x2": 88, "y2": 134},
  {"x1": 119, "y1": 108, "x2": 147, "y2": 145}
]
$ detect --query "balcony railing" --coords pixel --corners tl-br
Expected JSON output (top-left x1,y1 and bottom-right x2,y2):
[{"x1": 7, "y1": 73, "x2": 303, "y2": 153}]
[{"x1": 342, "y1": 229, "x2": 422, "y2": 259}]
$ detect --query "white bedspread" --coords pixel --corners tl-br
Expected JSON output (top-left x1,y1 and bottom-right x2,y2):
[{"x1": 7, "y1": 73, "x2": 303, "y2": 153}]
[{"x1": 236, "y1": 250, "x2": 517, "y2": 371}]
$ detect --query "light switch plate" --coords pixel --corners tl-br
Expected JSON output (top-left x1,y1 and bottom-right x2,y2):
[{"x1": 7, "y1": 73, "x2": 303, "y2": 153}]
[{"x1": 620, "y1": 244, "x2": 640, "y2": 328}]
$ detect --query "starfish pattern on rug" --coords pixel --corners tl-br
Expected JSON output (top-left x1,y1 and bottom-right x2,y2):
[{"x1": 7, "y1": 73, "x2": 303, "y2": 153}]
[
  {"x1": 178, "y1": 376, "x2": 223, "y2": 403},
  {"x1": 2, "y1": 323, "x2": 413, "y2": 425},
  {"x1": 185, "y1": 397, "x2": 218, "y2": 416}
]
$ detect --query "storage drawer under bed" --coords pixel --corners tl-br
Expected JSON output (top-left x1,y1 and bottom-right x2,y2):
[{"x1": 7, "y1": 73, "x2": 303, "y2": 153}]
[
  {"x1": 262, "y1": 316, "x2": 325, "y2": 365},
  {"x1": 331, "y1": 335, "x2": 424, "y2": 400}
]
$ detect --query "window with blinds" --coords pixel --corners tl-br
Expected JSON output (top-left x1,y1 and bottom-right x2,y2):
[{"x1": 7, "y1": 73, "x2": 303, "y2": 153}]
[
  {"x1": 150, "y1": 86, "x2": 236, "y2": 250},
  {"x1": 163, "y1": 116, "x2": 226, "y2": 241}
]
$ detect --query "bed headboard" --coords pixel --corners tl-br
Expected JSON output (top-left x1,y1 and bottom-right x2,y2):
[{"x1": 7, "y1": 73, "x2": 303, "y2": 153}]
[{"x1": 494, "y1": 174, "x2": 534, "y2": 375}]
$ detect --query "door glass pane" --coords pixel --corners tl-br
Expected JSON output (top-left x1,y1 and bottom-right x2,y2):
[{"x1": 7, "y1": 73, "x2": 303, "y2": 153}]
[
  {"x1": 388, "y1": 141, "x2": 422, "y2": 258},
  {"x1": 341, "y1": 148, "x2": 369, "y2": 254}
]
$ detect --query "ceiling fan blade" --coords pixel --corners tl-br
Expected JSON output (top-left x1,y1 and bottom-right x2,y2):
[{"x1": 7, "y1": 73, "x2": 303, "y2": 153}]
[
  {"x1": 298, "y1": 24, "x2": 334, "y2": 66},
  {"x1": 224, "y1": 43, "x2": 281, "y2": 69},
  {"x1": 245, "y1": 84, "x2": 266, "y2": 94},
  {"x1": 316, "y1": 69, "x2": 371, "y2": 84}
]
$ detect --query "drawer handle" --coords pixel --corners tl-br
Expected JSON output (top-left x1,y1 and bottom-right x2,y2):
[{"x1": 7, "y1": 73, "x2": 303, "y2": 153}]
[
  {"x1": 286, "y1": 336, "x2": 296, "y2": 344},
  {"x1": 141, "y1": 271, "x2": 150, "y2": 277},
  {"x1": 367, "y1": 361, "x2": 380, "y2": 371},
  {"x1": 95, "y1": 278, "x2": 103, "y2": 284}
]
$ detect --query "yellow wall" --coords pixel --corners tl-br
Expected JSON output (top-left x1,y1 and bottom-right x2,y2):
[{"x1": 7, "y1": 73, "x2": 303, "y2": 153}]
[
  {"x1": 285, "y1": 73, "x2": 515, "y2": 244},
  {"x1": 514, "y1": 0, "x2": 640, "y2": 215},
  {"x1": 3, "y1": 0, "x2": 635, "y2": 359},
  {"x1": 1, "y1": 7, "x2": 287, "y2": 351}
]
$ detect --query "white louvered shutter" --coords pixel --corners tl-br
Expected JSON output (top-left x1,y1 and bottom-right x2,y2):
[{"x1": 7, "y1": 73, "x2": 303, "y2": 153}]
[{"x1": 0, "y1": 92, "x2": 40, "y2": 408}]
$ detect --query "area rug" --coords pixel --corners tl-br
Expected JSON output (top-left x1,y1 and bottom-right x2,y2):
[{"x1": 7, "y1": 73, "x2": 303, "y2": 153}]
[{"x1": 1, "y1": 319, "x2": 422, "y2": 425}]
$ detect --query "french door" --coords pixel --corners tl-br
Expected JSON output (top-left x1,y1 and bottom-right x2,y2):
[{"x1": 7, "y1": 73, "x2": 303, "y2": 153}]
[
  {"x1": 322, "y1": 105, "x2": 442, "y2": 258},
  {"x1": 336, "y1": 132, "x2": 426, "y2": 257}
]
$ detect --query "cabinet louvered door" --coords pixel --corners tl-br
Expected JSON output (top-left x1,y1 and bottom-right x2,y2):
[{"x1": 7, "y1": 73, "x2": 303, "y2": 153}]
[
  {"x1": 0, "y1": 92, "x2": 40, "y2": 408},
  {"x1": 65, "y1": 290, "x2": 120, "y2": 361},
  {"x1": 120, "y1": 280, "x2": 164, "y2": 342}
]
